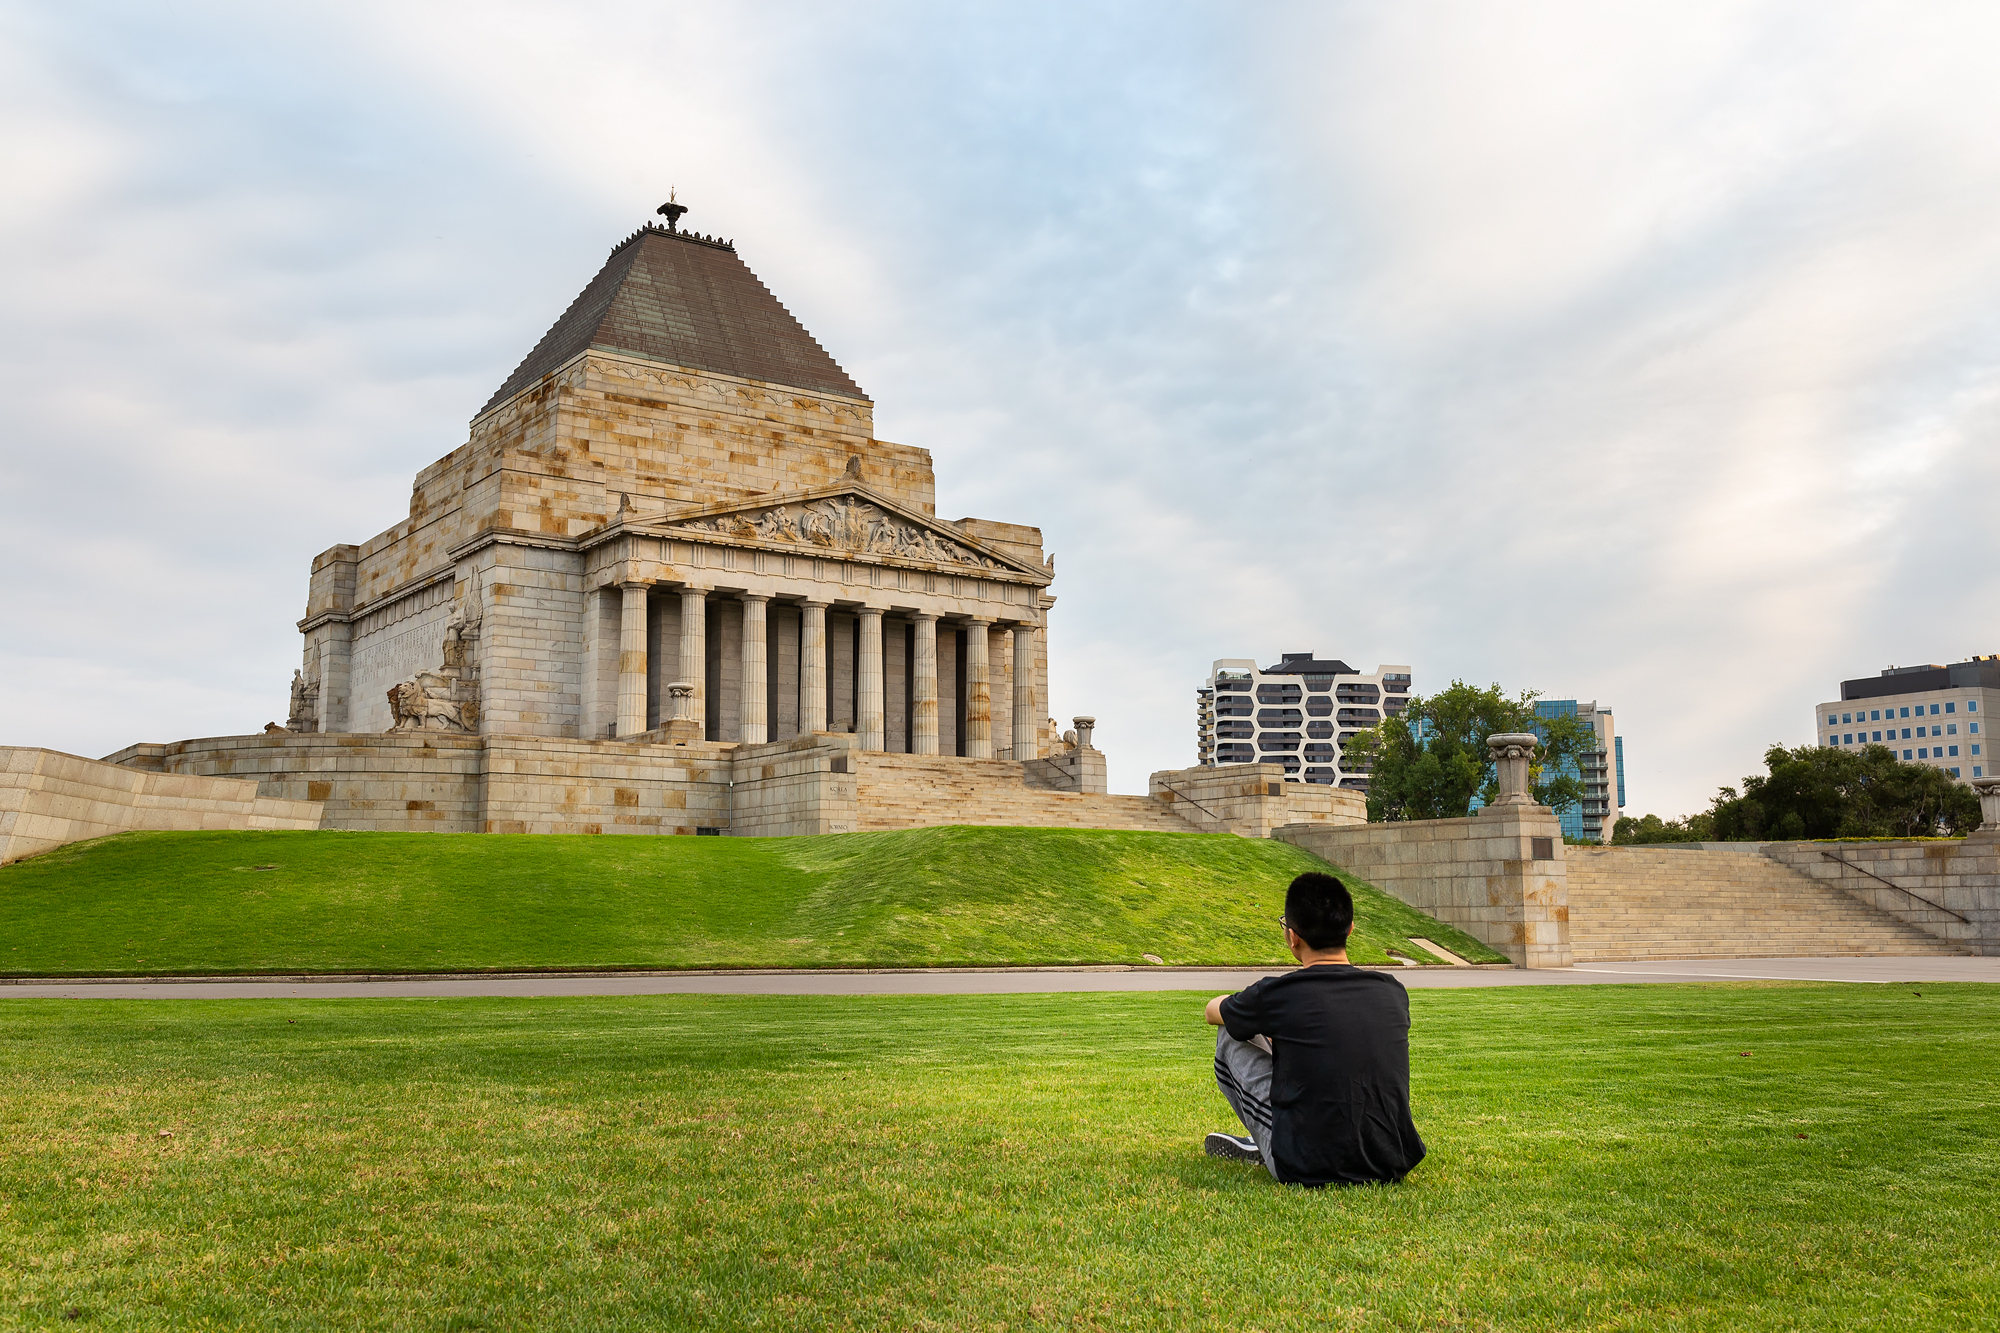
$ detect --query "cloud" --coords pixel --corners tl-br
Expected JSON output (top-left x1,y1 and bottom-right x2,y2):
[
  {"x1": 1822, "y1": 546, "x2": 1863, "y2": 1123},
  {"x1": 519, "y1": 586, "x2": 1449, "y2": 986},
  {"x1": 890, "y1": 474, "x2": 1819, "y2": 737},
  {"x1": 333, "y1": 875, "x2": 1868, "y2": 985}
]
[{"x1": 4, "y1": 0, "x2": 1998, "y2": 819}]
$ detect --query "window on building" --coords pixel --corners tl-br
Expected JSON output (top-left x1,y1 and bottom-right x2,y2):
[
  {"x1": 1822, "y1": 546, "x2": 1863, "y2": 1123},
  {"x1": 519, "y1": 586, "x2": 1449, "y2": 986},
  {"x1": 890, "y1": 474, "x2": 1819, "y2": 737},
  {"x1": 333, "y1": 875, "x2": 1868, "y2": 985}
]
[
  {"x1": 1949, "y1": 746, "x2": 1960, "y2": 757},
  {"x1": 1871, "y1": 710, "x2": 1881, "y2": 721},
  {"x1": 1969, "y1": 701, "x2": 1979, "y2": 712},
  {"x1": 1872, "y1": 731, "x2": 1882, "y2": 741},
  {"x1": 1972, "y1": 723, "x2": 1981, "y2": 734},
  {"x1": 1903, "y1": 749, "x2": 1913, "y2": 759},
  {"x1": 1946, "y1": 702, "x2": 1956, "y2": 713},
  {"x1": 1918, "y1": 748, "x2": 1928, "y2": 759},
  {"x1": 1977, "y1": 767, "x2": 1985, "y2": 777},
  {"x1": 1842, "y1": 713, "x2": 1852, "y2": 723},
  {"x1": 1827, "y1": 714, "x2": 1839, "y2": 726},
  {"x1": 1931, "y1": 704, "x2": 1941, "y2": 715},
  {"x1": 1951, "y1": 767, "x2": 1962, "y2": 777},
  {"x1": 1843, "y1": 734, "x2": 1853, "y2": 744},
  {"x1": 1948, "y1": 724, "x2": 1958, "y2": 735}
]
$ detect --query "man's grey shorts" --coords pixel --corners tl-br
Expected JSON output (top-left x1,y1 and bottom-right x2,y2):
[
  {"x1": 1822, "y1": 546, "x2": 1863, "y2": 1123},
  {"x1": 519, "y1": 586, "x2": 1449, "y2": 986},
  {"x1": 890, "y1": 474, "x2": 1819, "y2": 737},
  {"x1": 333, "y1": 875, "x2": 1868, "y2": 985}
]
[{"x1": 1213, "y1": 1028, "x2": 1279, "y2": 1178}]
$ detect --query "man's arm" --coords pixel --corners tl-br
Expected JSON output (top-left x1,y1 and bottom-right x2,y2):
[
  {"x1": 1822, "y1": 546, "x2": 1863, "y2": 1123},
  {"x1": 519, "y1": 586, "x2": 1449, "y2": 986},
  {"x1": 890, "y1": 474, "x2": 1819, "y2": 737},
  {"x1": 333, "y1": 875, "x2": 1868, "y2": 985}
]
[{"x1": 1205, "y1": 993, "x2": 1231, "y2": 1026}]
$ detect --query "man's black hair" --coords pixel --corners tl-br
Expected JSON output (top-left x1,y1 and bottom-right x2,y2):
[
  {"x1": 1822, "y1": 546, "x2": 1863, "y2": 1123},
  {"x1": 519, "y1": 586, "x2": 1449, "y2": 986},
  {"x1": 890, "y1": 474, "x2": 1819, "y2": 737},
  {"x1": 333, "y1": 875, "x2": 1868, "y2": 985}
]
[{"x1": 1285, "y1": 872, "x2": 1354, "y2": 951}]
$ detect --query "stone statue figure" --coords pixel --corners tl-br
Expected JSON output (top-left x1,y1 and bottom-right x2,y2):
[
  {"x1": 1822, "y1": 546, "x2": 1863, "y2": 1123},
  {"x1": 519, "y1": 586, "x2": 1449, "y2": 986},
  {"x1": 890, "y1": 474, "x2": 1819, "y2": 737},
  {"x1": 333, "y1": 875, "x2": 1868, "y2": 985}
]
[
  {"x1": 387, "y1": 671, "x2": 472, "y2": 732},
  {"x1": 441, "y1": 604, "x2": 479, "y2": 673},
  {"x1": 286, "y1": 669, "x2": 320, "y2": 733}
]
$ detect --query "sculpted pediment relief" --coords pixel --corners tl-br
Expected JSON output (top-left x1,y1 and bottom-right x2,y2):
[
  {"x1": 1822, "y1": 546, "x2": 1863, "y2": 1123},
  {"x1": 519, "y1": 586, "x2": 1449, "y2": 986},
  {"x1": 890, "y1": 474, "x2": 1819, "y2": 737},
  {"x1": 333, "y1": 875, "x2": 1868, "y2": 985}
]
[{"x1": 649, "y1": 488, "x2": 1042, "y2": 579}]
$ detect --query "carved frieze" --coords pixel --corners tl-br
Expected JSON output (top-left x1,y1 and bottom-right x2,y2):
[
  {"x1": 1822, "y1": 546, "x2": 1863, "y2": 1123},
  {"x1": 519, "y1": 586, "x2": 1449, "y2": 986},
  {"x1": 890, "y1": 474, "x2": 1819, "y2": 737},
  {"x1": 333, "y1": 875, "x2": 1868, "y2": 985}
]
[{"x1": 672, "y1": 495, "x2": 1008, "y2": 571}]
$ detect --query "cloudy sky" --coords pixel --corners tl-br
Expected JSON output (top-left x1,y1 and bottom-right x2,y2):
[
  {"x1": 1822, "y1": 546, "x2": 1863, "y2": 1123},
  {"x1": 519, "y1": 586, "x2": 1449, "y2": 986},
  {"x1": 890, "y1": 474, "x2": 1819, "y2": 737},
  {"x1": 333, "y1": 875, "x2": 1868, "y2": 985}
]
[{"x1": 5, "y1": 0, "x2": 1999, "y2": 816}]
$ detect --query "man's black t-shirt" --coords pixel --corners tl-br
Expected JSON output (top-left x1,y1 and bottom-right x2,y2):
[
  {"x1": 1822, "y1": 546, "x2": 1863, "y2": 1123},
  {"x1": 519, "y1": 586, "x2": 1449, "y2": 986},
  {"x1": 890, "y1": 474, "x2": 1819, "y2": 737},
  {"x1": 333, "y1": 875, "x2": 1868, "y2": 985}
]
[{"x1": 1219, "y1": 965, "x2": 1426, "y2": 1186}]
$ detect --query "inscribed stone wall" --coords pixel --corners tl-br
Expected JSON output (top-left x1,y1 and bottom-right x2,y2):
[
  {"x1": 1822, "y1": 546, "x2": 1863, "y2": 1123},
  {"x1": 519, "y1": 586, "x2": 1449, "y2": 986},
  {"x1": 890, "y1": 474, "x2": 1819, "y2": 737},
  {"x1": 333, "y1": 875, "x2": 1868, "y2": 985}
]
[{"x1": 348, "y1": 585, "x2": 457, "y2": 734}]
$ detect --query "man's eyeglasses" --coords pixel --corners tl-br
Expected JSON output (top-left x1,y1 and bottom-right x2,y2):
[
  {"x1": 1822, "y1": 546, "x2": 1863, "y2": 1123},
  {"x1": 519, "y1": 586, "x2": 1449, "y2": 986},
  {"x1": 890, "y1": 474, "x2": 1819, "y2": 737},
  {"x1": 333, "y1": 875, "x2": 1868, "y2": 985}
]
[{"x1": 1277, "y1": 916, "x2": 1291, "y2": 933}]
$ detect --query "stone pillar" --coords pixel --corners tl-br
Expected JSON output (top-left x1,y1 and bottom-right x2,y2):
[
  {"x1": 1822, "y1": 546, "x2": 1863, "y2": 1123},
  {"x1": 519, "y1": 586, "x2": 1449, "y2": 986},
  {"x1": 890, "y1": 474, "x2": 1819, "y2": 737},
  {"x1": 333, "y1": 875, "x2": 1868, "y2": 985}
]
[
  {"x1": 1973, "y1": 777, "x2": 2000, "y2": 833},
  {"x1": 664, "y1": 681, "x2": 700, "y2": 744},
  {"x1": 1487, "y1": 733, "x2": 1539, "y2": 807},
  {"x1": 1072, "y1": 715, "x2": 1095, "y2": 750},
  {"x1": 617, "y1": 583, "x2": 649, "y2": 738},
  {"x1": 1012, "y1": 623, "x2": 1038, "y2": 760},
  {"x1": 857, "y1": 608, "x2": 885, "y2": 752},
  {"x1": 739, "y1": 594, "x2": 769, "y2": 746},
  {"x1": 963, "y1": 620, "x2": 993, "y2": 759},
  {"x1": 678, "y1": 588, "x2": 707, "y2": 741},
  {"x1": 799, "y1": 600, "x2": 828, "y2": 734},
  {"x1": 910, "y1": 613, "x2": 940, "y2": 755}
]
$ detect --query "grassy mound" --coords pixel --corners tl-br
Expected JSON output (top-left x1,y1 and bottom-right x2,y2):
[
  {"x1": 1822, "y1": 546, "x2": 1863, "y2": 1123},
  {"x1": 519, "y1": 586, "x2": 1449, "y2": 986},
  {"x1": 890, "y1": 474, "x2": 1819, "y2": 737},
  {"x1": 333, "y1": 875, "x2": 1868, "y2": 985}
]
[{"x1": 0, "y1": 826, "x2": 1506, "y2": 976}]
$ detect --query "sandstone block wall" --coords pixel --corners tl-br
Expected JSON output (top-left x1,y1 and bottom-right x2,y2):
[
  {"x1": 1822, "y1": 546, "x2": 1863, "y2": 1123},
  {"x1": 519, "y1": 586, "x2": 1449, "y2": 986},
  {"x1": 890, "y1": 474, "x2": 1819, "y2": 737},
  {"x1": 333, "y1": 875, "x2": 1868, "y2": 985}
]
[
  {"x1": 1, "y1": 746, "x2": 322, "y2": 865},
  {"x1": 1761, "y1": 837, "x2": 2000, "y2": 955},
  {"x1": 1275, "y1": 806, "x2": 1571, "y2": 967},
  {"x1": 1149, "y1": 764, "x2": 1366, "y2": 838},
  {"x1": 108, "y1": 733, "x2": 486, "y2": 832}
]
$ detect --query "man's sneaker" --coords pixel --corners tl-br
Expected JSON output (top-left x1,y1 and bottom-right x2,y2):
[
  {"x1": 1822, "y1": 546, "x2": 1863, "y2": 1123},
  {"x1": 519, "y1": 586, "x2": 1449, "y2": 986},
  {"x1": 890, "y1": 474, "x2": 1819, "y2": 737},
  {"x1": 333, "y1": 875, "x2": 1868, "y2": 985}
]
[{"x1": 1204, "y1": 1132, "x2": 1262, "y2": 1164}]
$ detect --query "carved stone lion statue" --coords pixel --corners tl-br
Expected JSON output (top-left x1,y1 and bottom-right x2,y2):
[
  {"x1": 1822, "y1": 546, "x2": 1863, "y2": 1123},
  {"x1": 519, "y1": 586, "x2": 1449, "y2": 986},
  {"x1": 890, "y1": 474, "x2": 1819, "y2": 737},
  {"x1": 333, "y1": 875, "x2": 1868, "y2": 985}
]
[{"x1": 387, "y1": 671, "x2": 471, "y2": 732}]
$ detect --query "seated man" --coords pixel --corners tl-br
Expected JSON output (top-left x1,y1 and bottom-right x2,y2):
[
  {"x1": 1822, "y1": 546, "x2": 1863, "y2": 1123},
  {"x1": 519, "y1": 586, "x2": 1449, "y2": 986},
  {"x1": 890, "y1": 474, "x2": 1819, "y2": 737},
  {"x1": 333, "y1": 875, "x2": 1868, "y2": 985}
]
[{"x1": 1205, "y1": 870, "x2": 1427, "y2": 1186}]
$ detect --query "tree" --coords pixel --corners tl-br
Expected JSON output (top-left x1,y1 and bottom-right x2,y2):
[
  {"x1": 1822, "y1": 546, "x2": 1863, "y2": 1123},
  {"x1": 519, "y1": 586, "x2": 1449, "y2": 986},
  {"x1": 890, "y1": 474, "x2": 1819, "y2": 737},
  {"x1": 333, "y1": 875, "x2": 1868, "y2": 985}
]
[
  {"x1": 1349, "y1": 681, "x2": 1598, "y2": 823},
  {"x1": 1612, "y1": 811, "x2": 1716, "y2": 844},
  {"x1": 1615, "y1": 744, "x2": 1980, "y2": 843}
]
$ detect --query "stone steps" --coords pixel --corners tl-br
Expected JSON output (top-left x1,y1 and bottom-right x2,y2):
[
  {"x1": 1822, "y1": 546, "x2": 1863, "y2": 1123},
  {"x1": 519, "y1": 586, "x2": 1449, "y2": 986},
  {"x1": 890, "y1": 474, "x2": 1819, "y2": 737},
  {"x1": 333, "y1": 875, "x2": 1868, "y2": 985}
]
[{"x1": 1565, "y1": 847, "x2": 1963, "y2": 960}]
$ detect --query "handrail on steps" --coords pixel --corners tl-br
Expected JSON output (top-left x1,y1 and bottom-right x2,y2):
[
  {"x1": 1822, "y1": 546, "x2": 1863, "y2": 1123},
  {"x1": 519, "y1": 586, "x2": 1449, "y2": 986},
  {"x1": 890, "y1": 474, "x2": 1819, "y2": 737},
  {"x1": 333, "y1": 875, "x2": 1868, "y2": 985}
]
[
  {"x1": 1815, "y1": 850, "x2": 1969, "y2": 923},
  {"x1": 1158, "y1": 782, "x2": 1229, "y2": 825}
]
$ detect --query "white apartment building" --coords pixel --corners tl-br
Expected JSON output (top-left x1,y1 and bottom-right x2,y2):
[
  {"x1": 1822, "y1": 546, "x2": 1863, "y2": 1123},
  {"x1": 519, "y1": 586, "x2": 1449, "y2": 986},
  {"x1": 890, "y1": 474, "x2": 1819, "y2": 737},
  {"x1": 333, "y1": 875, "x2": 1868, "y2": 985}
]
[
  {"x1": 1196, "y1": 653, "x2": 1412, "y2": 787},
  {"x1": 1816, "y1": 656, "x2": 2000, "y2": 780}
]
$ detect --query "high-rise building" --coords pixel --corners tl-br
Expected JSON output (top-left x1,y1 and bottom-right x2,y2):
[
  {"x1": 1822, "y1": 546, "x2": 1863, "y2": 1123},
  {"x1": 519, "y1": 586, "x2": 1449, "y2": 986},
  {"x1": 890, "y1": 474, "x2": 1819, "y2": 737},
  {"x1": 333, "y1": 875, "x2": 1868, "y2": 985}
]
[
  {"x1": 1816, "y1": 656, "x2": 2000, "y2": 781},
  {"x1": 1196, "y1": 653, "x2": 1412, "y2": 787},
  {"x1": 1531, "y1": 700, "x2": 1624, "y2": 842}
]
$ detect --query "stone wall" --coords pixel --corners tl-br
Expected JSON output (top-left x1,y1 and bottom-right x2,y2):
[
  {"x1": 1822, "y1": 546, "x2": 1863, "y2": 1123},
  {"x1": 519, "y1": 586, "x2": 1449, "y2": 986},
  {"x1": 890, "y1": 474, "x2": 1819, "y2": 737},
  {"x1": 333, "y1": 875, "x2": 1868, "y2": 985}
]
[
  {"x1": 1273, "y1": 805, "x2": 1571, "y2": 968},
  {"x1": 1761, "y1": 837, "x2": 2000, "y2": 955},
  {"x1": 104, "y1": 731, "x2": 1214, "y2": 841},
  {"x1": 1148, "y1": 764, "x2": 1367, "y2": 838},
  {"x1": 1, "y1": 746, "x2": 322, "y2": 865}
]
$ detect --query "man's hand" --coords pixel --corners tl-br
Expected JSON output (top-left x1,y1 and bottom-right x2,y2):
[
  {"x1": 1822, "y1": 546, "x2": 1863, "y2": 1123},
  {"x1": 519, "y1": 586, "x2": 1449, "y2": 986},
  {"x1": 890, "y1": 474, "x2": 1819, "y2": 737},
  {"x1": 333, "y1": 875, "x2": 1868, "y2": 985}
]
[{"x1": 1205, "y1": 993, "x2": 1230, "y2": 1026}]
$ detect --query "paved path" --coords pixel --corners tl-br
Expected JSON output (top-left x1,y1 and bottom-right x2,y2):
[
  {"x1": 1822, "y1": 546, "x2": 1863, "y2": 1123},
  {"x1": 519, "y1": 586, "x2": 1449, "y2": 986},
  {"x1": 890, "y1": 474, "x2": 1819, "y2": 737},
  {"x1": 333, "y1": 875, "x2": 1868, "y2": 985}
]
[{"x1": 2, "y1": 956, "x2": 1993, "y2": 999}]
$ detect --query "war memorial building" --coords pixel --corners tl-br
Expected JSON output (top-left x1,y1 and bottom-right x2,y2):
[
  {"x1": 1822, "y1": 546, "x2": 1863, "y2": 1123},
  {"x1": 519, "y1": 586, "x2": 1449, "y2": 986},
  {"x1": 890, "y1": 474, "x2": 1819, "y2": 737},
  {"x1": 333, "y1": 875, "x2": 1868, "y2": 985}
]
[{"x1": 97, "y1": 202, "x2": 1363, "y2": 840}]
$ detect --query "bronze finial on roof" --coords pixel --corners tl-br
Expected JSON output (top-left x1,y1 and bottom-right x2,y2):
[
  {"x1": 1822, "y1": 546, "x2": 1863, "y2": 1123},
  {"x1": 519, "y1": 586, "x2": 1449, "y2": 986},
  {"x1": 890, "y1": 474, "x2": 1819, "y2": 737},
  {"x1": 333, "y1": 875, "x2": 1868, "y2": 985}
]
[{"x1": 656, "y1": 187, "x2": 688, "y2": 233}]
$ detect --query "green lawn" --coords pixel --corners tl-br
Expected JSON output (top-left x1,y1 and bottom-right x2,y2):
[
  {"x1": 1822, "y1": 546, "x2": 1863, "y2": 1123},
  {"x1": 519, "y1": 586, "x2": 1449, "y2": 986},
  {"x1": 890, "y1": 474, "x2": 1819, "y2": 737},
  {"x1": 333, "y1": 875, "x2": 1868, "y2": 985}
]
[
  {"x1": 3, "y1": 984, "x2": 1994, "y2": 1330},
  {"x1": 0, "y1": 827, "x2": 1505, "y2": 976}
]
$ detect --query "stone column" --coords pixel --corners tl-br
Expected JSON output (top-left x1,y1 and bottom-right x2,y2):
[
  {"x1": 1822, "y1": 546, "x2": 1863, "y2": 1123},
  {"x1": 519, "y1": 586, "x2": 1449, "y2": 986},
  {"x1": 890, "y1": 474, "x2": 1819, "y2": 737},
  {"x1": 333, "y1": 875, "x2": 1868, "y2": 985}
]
[
  {"x1": 678, "y1": 588, "x2": 707, "y2": 741},
  {"x1": 964, "y1": 619, "x2": 993, "y2": 758},
  {"x1": 1072, "y1": 715, "x2": 1095, "y2": 750},
  {"x1": 739, "y1": 594, "x2": 769, "y2": 746},
  {"x1": 799, "y1": 600, "x2": 828, "y2": 734},
  {"x1": 857, "y1": 607, "x2": 885, "y2": 752},
  {"x1": 1012, "y1": 623, "x2": 1038, "y2": 759},
  {"x1": 617, "y1": 583, "x2": 649, "y2": 738},
  {"x1": 910, "y1": 613, "x2": 940, "y2": 755},
  {"x1": 1973, "y1": 777, "x2": 2000, "y2": 832},
  {"x1": 1487, "y1": 733, "x2": 1539, "y2": 807}
]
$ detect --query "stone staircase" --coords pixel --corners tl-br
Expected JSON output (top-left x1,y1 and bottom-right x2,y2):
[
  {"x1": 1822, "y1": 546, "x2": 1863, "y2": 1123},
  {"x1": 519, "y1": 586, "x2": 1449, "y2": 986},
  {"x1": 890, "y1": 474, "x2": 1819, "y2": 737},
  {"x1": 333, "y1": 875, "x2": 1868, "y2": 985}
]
[
  {"x1": 1565, "y1": 846, "x2": 1967, "y2": 961},
  {"x1": 853, "y1": 755, "x2": 1205, "y2": 834}
]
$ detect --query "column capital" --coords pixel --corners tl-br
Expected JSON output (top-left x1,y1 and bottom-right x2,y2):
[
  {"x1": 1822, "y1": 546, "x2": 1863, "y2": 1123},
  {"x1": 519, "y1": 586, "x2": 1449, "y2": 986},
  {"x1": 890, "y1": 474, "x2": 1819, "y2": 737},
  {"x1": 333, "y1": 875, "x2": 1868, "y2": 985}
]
[
  {"x1": 799, "y1": 597, "x2": 831, "y2": 609},
  {"x1": 856, "y1": 605, "x2": 885, "y2": 620},
  {"x1": 962, "y1": 615, "x2": 996, "y2": 627},
  {"x1": 912, "y1": 611, "x2": 940, "y2": 624},
  {"x1": 739, "y1": 591, "x2": 771, "y2": 605},
  {"x1": 619, "y1": 578, "x2": 653, "y2": 592}
]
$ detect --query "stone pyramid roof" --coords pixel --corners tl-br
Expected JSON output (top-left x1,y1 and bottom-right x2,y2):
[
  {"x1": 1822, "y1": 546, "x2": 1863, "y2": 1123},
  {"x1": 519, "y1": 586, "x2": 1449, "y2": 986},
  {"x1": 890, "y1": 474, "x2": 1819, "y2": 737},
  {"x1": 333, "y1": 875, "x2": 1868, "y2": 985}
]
[{"x1": 478, "y1": 224, "x2": 867, "y2": 417}]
